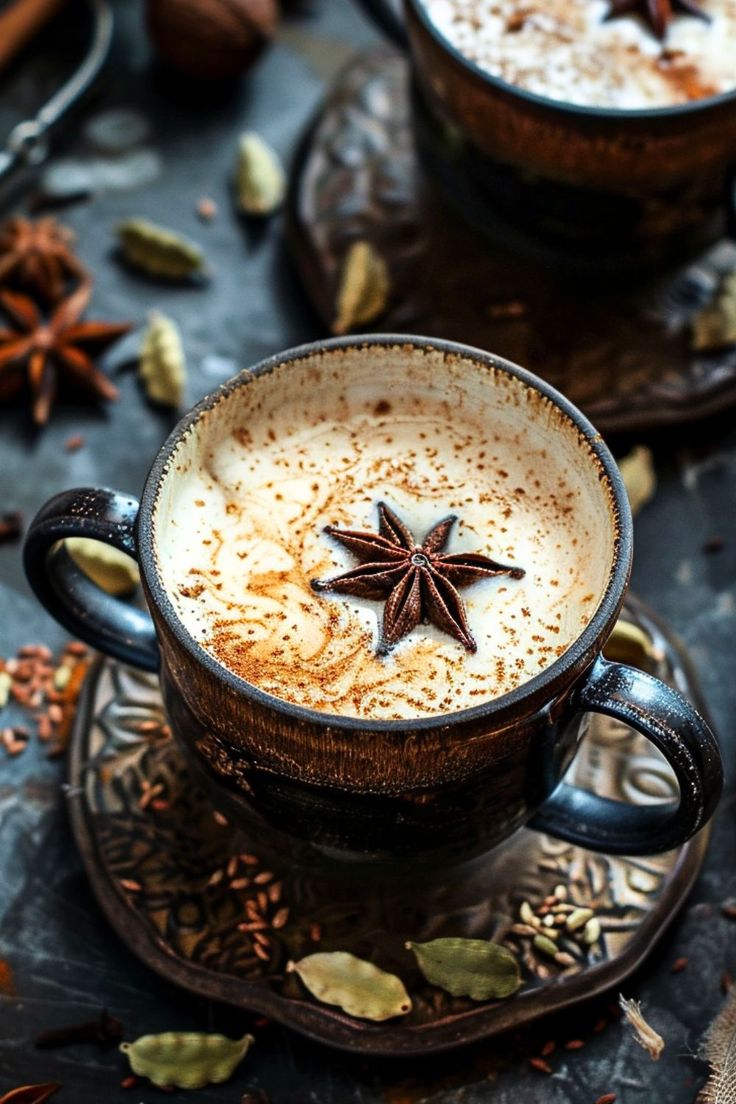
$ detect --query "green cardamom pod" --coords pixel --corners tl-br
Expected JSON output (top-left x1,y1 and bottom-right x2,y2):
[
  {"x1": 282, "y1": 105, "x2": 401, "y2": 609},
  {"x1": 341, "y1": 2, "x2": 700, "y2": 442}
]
[
  {"x1": 235, "y1": 132, "x2": 286, "y2": 216},
  {"x1": 289, "y1": 952, "x2": 411, "y2": 1021},
  {"x1": 117, "y1": 218, "x2": 206, "y2": 280},
  {"x1": 407, "y1": 938, "x2": 521, "y2": 1001},
  {"x1": 120, "y1": 1031, "x2": 253, "y2": 1090},
  {"x1": 533, "y1": 934, "x2": 560, "y2": 959},
  {"x1": 332, "y1": 241, "x2": 389, "y2": 335},
  {"x1": 139, "y1": 310, "x2": 186, "y2": 408},
  {"x1": 66, "y1": 538, "x2": 140, "y2": 597}
]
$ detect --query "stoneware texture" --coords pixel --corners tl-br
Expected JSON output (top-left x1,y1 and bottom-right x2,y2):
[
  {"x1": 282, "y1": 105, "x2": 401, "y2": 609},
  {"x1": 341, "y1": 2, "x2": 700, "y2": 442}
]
[
  {"x1": 67, "y1": 596, "x2": 712, "y2": 1055},
  {"x1": 287, "y1": 48, "x2": 736, "y2": 432},
  {"x1": 23, "y1": 336, "x2": 722, "y2": 864}
]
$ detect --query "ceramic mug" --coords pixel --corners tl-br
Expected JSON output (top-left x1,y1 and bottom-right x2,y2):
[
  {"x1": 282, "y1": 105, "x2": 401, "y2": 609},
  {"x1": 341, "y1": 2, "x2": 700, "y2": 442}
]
[
  {"x1": 24, "y1": 336, "x2": 722, "y2": 866},
  {"x1": 354, "y1": 0, "x2": 736, "y2": 267}
]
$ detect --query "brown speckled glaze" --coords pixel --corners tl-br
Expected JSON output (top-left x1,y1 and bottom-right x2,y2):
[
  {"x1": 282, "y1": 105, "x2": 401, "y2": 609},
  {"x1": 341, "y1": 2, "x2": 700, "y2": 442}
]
[{"x1": 23, "y1": 336, "x2": 723, "y2": 866}]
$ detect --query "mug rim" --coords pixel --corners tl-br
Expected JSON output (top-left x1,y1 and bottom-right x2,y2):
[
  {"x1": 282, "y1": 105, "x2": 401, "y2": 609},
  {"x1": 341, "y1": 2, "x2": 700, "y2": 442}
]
[
  {"x1": 137, "y1": 334, "x2": 633, "y2": 733},
  {"x1": 405, "y1": 0, "x2": 736, "y2": 121}
]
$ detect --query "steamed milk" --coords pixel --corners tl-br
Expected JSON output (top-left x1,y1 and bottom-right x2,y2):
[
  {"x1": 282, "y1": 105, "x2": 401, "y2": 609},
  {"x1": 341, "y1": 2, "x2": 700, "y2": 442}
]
[
  {"x1": 156, "y1": 348, "x2": 614, "y2": 720},
  {"x1": 420, "y1": 0, "x2": 736, "y2": 108}
]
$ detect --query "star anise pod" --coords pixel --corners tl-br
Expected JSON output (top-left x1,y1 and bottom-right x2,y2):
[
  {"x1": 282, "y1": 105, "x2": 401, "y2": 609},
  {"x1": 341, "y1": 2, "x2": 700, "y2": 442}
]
[
  {"x1": 0, "y1": 217, "x2": 86, "y2": 303},
  {"x1": 312, "y1": 502, "x2": 525, "y2": 654},
  {"x1": 606, "y1": 0, "x2": 710, "y2": 39},
  {"x1": 0, "y1": 283, "x2": 130, "y2": 425}
]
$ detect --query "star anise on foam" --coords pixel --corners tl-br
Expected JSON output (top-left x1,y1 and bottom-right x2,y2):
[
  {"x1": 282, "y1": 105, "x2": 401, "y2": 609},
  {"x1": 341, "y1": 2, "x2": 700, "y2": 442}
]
[
  {"x1": 0, "y1": 283, "x2": 130, "y2": 425},
  {"x1": 311, "y1": 502, "x2": 525, "y2": 654},
  {"x1": 0, "y1": 217, "x2": 85, "y2": 303},
  {"x1": 606, "y1": 0, "x2": 710, "y2": 39}
]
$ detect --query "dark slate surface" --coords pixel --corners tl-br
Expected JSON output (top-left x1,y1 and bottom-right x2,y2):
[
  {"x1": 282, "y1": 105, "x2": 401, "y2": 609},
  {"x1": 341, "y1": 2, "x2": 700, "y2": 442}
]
[{"x1": 0, "y1": 2, "x2": 735, "y2": 1101}]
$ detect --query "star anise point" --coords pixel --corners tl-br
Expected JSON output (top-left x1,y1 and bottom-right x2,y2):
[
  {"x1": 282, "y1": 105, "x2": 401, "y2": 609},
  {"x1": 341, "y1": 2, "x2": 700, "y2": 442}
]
[{"x1": 312, "y1": 503, "x2": 524, "y2": 655}]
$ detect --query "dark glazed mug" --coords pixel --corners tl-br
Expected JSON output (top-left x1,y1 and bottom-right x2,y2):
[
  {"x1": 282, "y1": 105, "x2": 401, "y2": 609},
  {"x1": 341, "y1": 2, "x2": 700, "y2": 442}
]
[
  {"x1": 354, "y1": 0, "x2": 736, "y2": 268},
  {"x1": 24, "y1": 336, "x2": 722, "y2": 866}
]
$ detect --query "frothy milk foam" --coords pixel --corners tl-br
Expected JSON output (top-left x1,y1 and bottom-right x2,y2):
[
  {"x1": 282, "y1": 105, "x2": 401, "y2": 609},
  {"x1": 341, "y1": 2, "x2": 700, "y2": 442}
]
[
  {"x1": 155, "y1": 347, "x2": 615, "y2": 720},
  {"x1": 419, "y1": 0, "x2": 736, "y2": 109}
]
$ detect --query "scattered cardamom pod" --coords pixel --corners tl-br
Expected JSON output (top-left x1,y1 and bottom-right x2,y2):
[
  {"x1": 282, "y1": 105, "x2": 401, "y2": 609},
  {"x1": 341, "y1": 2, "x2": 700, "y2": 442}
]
[
  {"x1": 533, "y1": 934, "x2": 560, "y2": 959},
  {"x1": 117, "y1": 218, "x2": 206, "y2": 280},
  {"x1": 0, "y1": 1087, "x2": 61, "y2": 1104},
  {"x1": 66, "y1": 538, "x2": 140, "y2": 597},
  {"x1": 619, "y1": 995, "x2": 665, "y2": 1061},
  {"x1": 565, "y1": 907, "x2": 594, "y2": 932},
  {"x1": 139, "y1": 310, "x2": 186, "y2": 408},
  {"x1": 120, "y1": 1031, "x2": 254, "y2": 1090},
  {"x1": 604, "y1": 617, "x2": 657, "y2": 669},
  {"x1": 332, "y1": 241, "x2": 389, "y2": 336},
  {"x1": 691, "y1": 270, "x2": 736, "y2": 352},
  {"x1": 289, "y1": 952, "x2": 411, "y2": 1021},
  {"x1": 407, "y1": 938, "x2": 521, "y2": 1001},
  {"x1": 235, "y1": 132, "x2": 286, "y2": 216},
  {"x1": 618, "y1": 445, "x2": 656, "y2": 516},
  {"x1": 583, "y1": 918, "x2": 601, "y2": 945}
]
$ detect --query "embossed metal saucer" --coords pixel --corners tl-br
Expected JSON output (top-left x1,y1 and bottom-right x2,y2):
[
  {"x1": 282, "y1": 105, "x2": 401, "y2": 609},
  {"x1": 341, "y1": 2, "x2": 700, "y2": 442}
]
[
  {"x1": 67, "y1": 595, "x2": 710, "y2": 1055},
  {"x1": 286, "y1": 48, "x2": 736, "y2": 436}
]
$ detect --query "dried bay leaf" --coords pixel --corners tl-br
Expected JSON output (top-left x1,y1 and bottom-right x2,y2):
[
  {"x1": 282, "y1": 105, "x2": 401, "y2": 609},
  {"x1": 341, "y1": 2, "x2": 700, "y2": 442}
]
[
  {"x1": 139, "y1": 310, "x2": 186, "y2": 407},
  {"x1": 235, "y1": 132, "x2": 286, "y2": 216},
  {"x1": 692, "y1": 271, "x2": 736, "y2": 352},
  {"x1": 618, "y1": 445, "x2": 656, "y2": 516},
  {"x1": 701, "y1": 990, "x2": 736, "y2": 1103},
  {"x1": 117, "y1": 218, "x2": 206, "y2": 280},
  {"x1": 0, "y1": 1086, "x2": 61, "y2": 1104},
  {"x1": 332, "y1": 241, "x2": 389, "y2": 335},
  {"x1": 120, "y1": 1031, "x2": 254, "y2": 1090},
  {"x1": 407, "y1": 938, "x2": 521, "y2": 1000},
  {"x1": 66, "y1": 538, "x2": 140, "y2": 597},
  {"x1": 289, "y1": 952, "x2": 411, "y2": 1021}
]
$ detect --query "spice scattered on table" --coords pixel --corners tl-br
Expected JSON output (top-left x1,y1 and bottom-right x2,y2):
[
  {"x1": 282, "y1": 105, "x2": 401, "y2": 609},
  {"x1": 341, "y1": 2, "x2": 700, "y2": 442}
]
[
  {"x1": 116, "y1": 217, "x2": 207, "y2": 281},
  {"x1": 0, "y1": 284, "x2": 129, "y2": 425},
  {"x1": 0, "y1": 216, "x2": 84, "y2": 303},
  {"x1": 196, "y1": 197, "x2": 218, "y2": 222},
  {"x1": 0, "y1": 640, "x2": 91, "y2": 758},
  {"x1": 0, "y1": 510, "x2": 23, "y2": 543},
  {"x1": 507, "y1": 884, "x2": 603, "y2": 974},
  {"x1": 407, "y1": 937, "x2": 521, "y2": 1000},
  {"x1": 288, "y1": 952, "x2": 412, "y2": 1021},
  {"x1": 64, "y1": 433, "x2": 85, "y2": 452},
  {"x1": 139, "y1": 310, "x2": 186, "y2": 408},
  {"x1": 670, "y1": 956, "x2": 688, "y2": 973},
  {"x1": 235, "y1": 132, "x2": 286, "y2": 216},
  {"x1": 120, "y1": 1030, "x2": 254, "y2": 1090}
]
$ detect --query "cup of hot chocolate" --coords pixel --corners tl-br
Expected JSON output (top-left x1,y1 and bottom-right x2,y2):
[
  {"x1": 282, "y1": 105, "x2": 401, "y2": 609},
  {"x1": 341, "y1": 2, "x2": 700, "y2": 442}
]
[
  {"x1": 355, "y1": 0, "x2": 736, "y2": 267},
  {"x1": 24, "y1": 336, "x2": 722, "y2": 865}
]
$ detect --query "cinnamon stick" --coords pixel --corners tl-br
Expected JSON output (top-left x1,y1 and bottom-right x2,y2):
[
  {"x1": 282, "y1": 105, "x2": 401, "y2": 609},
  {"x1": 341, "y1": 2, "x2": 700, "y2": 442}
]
[{"x1": 0, "y1": 0, "x2": 67, "y2": 74}]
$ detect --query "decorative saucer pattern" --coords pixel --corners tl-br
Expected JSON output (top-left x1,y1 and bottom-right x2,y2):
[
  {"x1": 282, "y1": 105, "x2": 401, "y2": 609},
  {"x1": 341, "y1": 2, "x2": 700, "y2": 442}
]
[{"x1": 68, "y1": 595, "x2": 710, "y2": 1055}]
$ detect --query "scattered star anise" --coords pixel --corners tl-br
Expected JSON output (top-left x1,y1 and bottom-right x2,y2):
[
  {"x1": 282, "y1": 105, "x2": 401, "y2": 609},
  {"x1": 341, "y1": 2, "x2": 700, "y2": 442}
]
[
  {"x1": 311, "y1": 502, "x2": 525, "y2": 654},
  {"x1": 0, "y1": 217, "x2": 86, "y2": 303},
  {"x1": 606, "y1": 0, "x2": 710, "y2": 39},
  {"x1": 0, "y1": 284, "x2": 130, "y2": 425}
]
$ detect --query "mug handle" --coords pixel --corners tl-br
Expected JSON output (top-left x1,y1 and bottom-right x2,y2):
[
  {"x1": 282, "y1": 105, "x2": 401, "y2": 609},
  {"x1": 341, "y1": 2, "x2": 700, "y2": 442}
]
[
  {"x1": 530, "y1": 655, "x2": 722, "y2": 854},
  {"x1": 354, "y1": 0, "x2": 408, "y2": 48},
  {"x1": 23, "y1": 487, "x2": 159, "y2": 672}
]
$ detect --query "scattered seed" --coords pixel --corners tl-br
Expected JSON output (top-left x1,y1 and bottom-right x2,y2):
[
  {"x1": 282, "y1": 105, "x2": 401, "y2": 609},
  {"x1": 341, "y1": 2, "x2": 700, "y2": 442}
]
[
  {"x1": 533, "y1": 934, "x2": 559, "y2": 958},
  {"x1": 566, "y1": 907, "x2": 595, "y2": 932},
  {"x1": 196, "y1": 197, "x2": 218, "y2": 221},
  {"x1": 565, "y1": 1039, "x2": 585, "y2": 1050},
  {"x1": 253, "y1": 943, "x2": 270, "y2": 962},
  {"x1": 213, "y1": 810, "x2": 229, "y2": 827},
  {"x1": 227, "y1": 856, "x2": 238, "y2": 878},
  {"x1": 309, "y1": 923, "x2": 321, "y2": 942},
  {"x1": 230, "y1": 878, "x2": 250, "y2": 891},
  {"x1": 267, "y1": 881, "x2": 282, "y2": 904},
  {"x1": 529, "y1": 1057, "x2": 552, "y2": 1074},
  {"x1": 253, "y1": 870, "x2": 273, "y2": 885},
  {"x1": 119, "y1": 878, "x2": 142, "y2": 893},
  {"x1": 257, "y1": 891, "x2": 269, "y2": 912},
  {"x1": 541, "y1": 1040, "x2": 555, "y2": 1057},
  {"x1": 554, "y1": 952, "x2": 577, "y2": 967},
  {"x1": 595, "y1": 1095, "x2": 617, "y2": 1104},
  {"x1": 583, "y1": 918, "x2": 601, "y2": 945},
  {"x1": 511, "y1": 924, "x2": 539, "y2": 937},
  {"x1": 671, "y1": 956, "x2": 688, "y2": 974},
  {"x1": 64, "y1": 434, "x2": 85, "y2": 452},
  {"x1": 237, "y1": 921, "x2": 268, "y2": 932},
  {"x1": 0, "y1": 510, "x2": 23, "y2": 543},
  {"x1": 271, "y1": 907, "x2": 289, "y2": 930},
  {"x1": 519, "y1": 901, "x2": 536, "y2": 925},
  {"x1": 121, "y1": 1075, "x2": 138, "y2": 1088},
  {"x1": 65, "y1": 641, "x2": 88, "y2": 656},
  {"x1": 553, "y1": 884, "x2": 567, "y2": 900}
]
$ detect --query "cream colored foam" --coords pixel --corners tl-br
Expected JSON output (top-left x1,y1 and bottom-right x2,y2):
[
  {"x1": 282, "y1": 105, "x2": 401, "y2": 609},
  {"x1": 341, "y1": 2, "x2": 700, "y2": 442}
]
[
  {"x1": 155, "y1": 346, "x2": 616, "y2": 720},
  {"x1": 420, "y1": 0, "x2": 736, "y2": 108}
]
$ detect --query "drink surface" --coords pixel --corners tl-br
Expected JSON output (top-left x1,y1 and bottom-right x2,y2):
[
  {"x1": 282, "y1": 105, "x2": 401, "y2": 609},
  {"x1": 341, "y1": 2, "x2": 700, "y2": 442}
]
[
  {"x1": 419, "y1": 0, "x2": 736, "y2": 108},
  {"x1": 156, "y1": 349, "x2": 613, "y2": 720}
]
